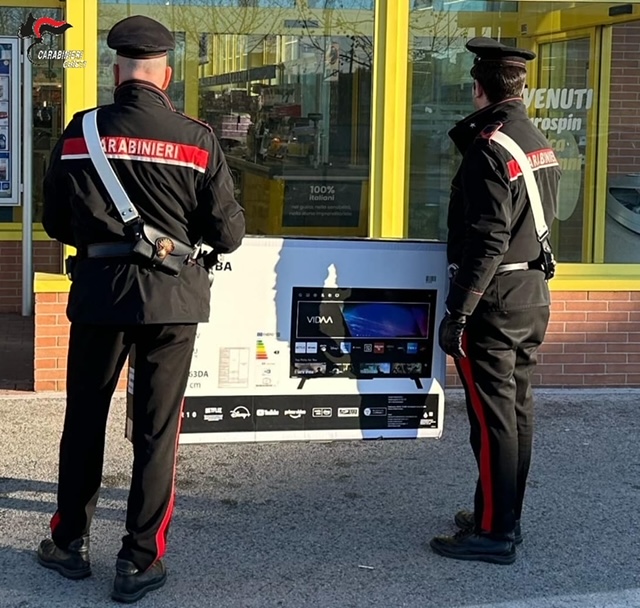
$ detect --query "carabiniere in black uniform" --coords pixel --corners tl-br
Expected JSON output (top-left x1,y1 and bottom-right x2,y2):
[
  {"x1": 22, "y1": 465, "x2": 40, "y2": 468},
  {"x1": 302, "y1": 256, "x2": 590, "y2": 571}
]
[
  {"x1": 43, "y1": 83, "x2": 242, "y2": 325},
  {"x1": 38, "y1": 15, "x2": 245, "y2": 603},
  {"x1": 431, "y1": 38, "x2": 561, "y2": 564}
]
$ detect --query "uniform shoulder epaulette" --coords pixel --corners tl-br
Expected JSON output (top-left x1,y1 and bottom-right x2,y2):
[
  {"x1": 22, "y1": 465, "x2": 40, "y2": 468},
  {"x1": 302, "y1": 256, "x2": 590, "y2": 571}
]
[
  {"x1": 177, "y1": 111, "x2": 214, "y2": 134},
  {"x1": 478, "y1": 122, "x2": 504, "y2": 140}
]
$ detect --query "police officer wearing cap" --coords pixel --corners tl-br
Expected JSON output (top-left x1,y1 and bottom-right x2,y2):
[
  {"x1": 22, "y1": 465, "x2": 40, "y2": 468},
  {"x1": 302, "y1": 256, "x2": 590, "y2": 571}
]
[
  {"x1": 430, "y1": 38, "x2": 561, "y2": 565},
  {"x1": 38, "y1": 15, "x2": 245, "y2": 602}
]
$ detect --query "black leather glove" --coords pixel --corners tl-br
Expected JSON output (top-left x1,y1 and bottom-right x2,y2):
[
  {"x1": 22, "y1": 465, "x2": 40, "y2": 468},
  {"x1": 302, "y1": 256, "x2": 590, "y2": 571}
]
[{"x1": 438, "y1": 312, "x2": 467, "y2": 359}]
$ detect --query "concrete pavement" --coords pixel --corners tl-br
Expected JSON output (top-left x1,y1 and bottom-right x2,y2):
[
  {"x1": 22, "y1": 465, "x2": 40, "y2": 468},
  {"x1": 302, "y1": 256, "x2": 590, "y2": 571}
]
[{"x1": 1, "y1": 389, "x2": 640, "y2": 608}]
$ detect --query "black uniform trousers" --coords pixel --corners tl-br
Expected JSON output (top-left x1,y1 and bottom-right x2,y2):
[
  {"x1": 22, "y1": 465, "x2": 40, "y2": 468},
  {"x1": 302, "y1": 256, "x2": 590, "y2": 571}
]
[
  {"x1": 50, "y1": 322, "x2": 198, "y2": 572},
  {"x1": 455, "y1": 306, "x2": 550, "y2": 538}
]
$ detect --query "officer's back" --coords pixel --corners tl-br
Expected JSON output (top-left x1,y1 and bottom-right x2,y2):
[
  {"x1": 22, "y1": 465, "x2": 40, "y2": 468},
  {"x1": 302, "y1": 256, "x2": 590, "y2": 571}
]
[
  {"x1": 449, "y1": 99, "x2": 559, "y2": 271},
  {"x1": 42, "y1": 18, "x2": 245, "y2": 325}
]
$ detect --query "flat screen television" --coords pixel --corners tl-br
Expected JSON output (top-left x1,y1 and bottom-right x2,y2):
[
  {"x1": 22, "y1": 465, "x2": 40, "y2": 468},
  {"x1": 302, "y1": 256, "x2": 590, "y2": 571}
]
[{"x1": 290, "y1": 287, "x2": 437, "y2": 380}]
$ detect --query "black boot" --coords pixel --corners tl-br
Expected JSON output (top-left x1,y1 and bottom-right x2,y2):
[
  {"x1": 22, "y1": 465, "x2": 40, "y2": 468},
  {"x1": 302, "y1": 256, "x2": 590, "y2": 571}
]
[
  {"x1": 454, "y1": 510, "x2": 523, "y2": 544},
  {"x1": 36, "y1": 536, "x2": 91, "y2": 579},
  {"x1": 111, "y1": 559, "x2": 167, "y2": 604},
  {"x1": 429, "y1": 529, "x2": 516, "y2": 565}
]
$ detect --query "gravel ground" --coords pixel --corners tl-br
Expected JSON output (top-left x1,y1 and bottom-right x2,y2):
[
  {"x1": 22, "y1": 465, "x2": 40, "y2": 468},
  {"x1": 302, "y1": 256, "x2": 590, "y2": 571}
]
[{"x1": 1, "y1": 389, "x2": 640, "y2": 608}]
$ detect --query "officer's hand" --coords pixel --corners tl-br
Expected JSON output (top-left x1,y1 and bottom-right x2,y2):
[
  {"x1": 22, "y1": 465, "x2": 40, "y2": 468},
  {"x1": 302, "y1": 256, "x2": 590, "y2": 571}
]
[{"x1": 438, "y1": 313, "x2": 467, "y2": 359}]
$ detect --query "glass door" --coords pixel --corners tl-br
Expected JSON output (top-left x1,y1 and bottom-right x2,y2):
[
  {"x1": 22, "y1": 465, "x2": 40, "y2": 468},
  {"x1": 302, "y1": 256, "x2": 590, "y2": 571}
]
[
  {"x1": 532, "y1": 32, "x2": 597, "y2": 262},
  {"x1": 601, "y1": 19, "x2": 640, "y2": 264}
]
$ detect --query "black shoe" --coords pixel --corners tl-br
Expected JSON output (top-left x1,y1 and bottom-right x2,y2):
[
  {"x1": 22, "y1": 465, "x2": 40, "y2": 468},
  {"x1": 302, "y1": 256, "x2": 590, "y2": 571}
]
[
  {"x1": 454, "y1": 510, "x2": 523, "y2": 545},
  {"x1": 429, "y1": 529, "x2": 516, "y2": 565},
  {"x1": 111, "y1": 559, "x2": 167, "y2": 604},
  {"x1": 36, "y1": 536, "x2": 91, "y2": 580}
]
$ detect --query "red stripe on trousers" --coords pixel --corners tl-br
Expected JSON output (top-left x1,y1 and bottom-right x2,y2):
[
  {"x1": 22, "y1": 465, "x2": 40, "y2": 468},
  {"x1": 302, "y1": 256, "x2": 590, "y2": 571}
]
[
  {"x1": 50, "y1": 511, "x2": 61, "y2": 534},
  {"x1": 153, "y1": 398, "x2": 185, "y2": 565},
  {"x1": 457, "y1": 334, "x2": 494, "y2": 532}
]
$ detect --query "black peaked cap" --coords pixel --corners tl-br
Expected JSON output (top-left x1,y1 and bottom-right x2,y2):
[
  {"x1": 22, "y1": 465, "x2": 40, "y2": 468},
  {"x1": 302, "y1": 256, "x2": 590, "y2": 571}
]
[
  {"x1": 466, "y1": 37, "x2": 536, "y2": 67},
  {"x1": 107, "y1": 15, "x2": 175, "y2": 59}
]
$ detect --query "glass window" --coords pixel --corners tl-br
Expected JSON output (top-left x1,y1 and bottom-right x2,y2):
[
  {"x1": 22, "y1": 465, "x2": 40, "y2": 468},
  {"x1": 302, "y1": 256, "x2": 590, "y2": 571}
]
[
  {"x1": 603, "y1": 19, "x2": 640, "y2": 264},
  {"x1": 406, "y1": 1, "x2": 640, "y2": 265},
  {"x1": 407, "y1": 24, "x2": 515, "y2": 242},
  {"x1": 98, "y1": 1, "x2": 298, "y2": 5},
  {"x1": 308, "y1": 1, "x2": 374, "y2": 8},
  {"x1": 534, "y1": 37, "x2": 591, "y2": 263},
  {"x1": 412, "y1": 0, "x2": 518, "y2": 11},
  {"x1": 97, "y1": 0, "x2": 374, "y2": 237},
  {"x1": 0, "y1": 7, "x2": 64, "y2": 225}
]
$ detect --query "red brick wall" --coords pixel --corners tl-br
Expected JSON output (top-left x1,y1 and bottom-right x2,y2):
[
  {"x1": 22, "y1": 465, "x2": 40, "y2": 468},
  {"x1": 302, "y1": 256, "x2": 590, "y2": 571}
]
[
  {"x1": 444, "y1": 291, "x2": 640, "y2": 388},
  {"x1": 0, "y1": 241, "x2": 62, "y2": 313},
  {"x1": 608, "y1": 21, "x2": 640, "y2": 174},
  {"x1": 34, "y1": 292, "x2": 127, "y2": 392}
]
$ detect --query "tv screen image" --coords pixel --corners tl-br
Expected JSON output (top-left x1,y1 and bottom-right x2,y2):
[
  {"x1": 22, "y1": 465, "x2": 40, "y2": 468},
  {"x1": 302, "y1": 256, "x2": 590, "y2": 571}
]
[
  {"x1": 290, "y1": 287, "x2": 437, "y2": 380},
  {"x1": 296, "y1": 301, "x2": 430, "y2": 340}
]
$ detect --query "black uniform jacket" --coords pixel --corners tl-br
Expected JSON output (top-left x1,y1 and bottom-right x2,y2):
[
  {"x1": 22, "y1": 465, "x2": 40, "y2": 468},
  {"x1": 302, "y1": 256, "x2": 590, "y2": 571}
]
[
  {"x1": 446, "y1": 98, "x2": 561, "y2": 317},
  {"x1": 42, "y1": 80, "x2": 246, "y2": 325}
]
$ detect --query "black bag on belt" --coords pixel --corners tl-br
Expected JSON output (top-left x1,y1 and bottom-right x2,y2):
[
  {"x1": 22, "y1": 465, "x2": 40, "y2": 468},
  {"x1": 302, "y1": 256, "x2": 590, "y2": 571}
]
[{"x1": 81, "y1": 109, "x2": 197, "y2": 277}]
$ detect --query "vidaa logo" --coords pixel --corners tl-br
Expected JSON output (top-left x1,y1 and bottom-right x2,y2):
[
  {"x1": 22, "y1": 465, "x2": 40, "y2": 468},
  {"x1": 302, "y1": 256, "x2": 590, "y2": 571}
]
[{"x1": 307, "y1": 316, "x2": 333, "y2": 324}]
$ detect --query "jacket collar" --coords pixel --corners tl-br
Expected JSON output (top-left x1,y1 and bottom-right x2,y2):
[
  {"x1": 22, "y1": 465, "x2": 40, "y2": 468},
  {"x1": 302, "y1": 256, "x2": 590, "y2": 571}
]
[
  {"x1": 448, "y1": 98, "x2": 528, "y2": 154},
  {"x1": 113, "y1": 80, "x2": 175, "y2": 111}
]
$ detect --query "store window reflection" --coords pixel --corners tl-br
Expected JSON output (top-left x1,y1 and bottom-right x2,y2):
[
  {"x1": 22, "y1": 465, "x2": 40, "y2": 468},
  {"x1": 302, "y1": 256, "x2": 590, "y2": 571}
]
[
  {"x1": 412, "y1": 0, "x2": 517, "y2": 11},
  {"x1": 534, "y1": 37, "x2": 591, "y2": 263},
  {"x1": 407, "y1": 8, "x2": 515, "y2": 241},
  {"x1": 0, "y1": 7, "x2": 64, "y2": 224},
  {"x1": 604, "y1": 20, "x2": 640, "y2": 264},
  {"x1": 97, "y1": 1, "x2": 374, "y2": 237},
  {"x1": 407, "y1": 27, "x2": 471, "y2": 241},
  {"x1": 407, "y1": 2, "x2": 598, "y2": 263}
]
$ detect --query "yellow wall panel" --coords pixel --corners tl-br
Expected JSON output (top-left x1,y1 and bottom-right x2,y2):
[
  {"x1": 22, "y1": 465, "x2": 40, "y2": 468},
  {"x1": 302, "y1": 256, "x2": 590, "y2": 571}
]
[
  {"x1": 64, "y1": 0, "x2": 98, "y2": 124},
  {"x1": 370, "y1": 0, "x2": 410, "y2": 238}
]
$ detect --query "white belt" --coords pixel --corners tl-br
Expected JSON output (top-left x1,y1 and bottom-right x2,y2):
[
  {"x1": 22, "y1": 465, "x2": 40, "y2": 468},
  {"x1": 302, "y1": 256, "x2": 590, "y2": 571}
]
[
  {"x1": 496, "y1": 262, "x2": 531, "y2": 274},
  {"x1": 449, "y1": 261, "x2": 532, "y2": 279}
]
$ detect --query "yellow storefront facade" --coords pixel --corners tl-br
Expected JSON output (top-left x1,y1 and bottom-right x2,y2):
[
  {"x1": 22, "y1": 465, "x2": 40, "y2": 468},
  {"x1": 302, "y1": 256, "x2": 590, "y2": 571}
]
[{"x1": 1, "y1": 0, "x2": 639, "y2": 389}]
